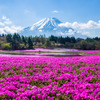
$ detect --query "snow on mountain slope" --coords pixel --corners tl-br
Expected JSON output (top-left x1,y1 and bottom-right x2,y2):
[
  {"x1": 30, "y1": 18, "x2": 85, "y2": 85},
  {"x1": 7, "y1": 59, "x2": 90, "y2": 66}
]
[
  {"x1": 19, "y1": 17, "x2": 87, "y2": 38},
  {"x1": 30, "y1": 17, "x2": 61, "y2": 30}
]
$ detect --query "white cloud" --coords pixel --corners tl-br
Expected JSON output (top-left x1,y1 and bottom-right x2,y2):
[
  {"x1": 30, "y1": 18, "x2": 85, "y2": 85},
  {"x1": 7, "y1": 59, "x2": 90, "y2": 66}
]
[
  {"x1": 0, "y1": 16, "x2": 23, "y2": 34},
  {"x1": 0, "y1": 22, "x2": 5, "y2": 26},
  {"x1": 0, "y1": 28, "x2": 5, "y2": 34},
  {"x1": 4, "y1": 19, "x2": 12, "y2": 25},
  {"x1": 2, "y1": 16, "x2": 7, "y2": 20},
  {"x1": 2, "y1": 16, "x2": 12, "y2": 25},
  {"x1": 77, "y1": 31, "x2": 90, "y2": 35},
  {"x1": 52, "y1": 10, "x2": 59, "y2": 13},
  {"x1": 81, "y1": 31, "x2": 90, "y2": 35},
  {"x1": 4, "y1": 26, "x2": 23, "y2": 34},
  {"x1": 67, "y1": 29, "x2": 75, "y2": 35},
  {"x1": 59, "y1": 29, "x2": 75, "y2": 36},
  {"x1": 59, "y1": 20, "x2": 100, "y2": 29}
]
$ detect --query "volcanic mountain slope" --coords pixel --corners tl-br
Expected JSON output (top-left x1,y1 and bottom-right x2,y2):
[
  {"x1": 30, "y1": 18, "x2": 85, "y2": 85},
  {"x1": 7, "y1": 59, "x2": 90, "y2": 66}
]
[{"x1": 19, "y1": 17, "x2": 87, "y2": 38}]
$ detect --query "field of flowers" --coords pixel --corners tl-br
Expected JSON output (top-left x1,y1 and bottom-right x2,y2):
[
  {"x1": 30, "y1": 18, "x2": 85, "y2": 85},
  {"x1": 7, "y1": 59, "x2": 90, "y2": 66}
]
[{"x1": 0, "y1": 56, "x2": 100, "y2": 100}]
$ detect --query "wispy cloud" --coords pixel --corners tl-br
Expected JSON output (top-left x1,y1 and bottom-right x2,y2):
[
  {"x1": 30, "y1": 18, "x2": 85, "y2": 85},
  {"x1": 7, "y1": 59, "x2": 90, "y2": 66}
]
[
  {"x1": 59, "y1": 29, "x2": 75, "y2": 36},
  {"x1": 52, "y1": 10, "x2": 59, "y2": 13},
  {"x1": 0, "y1": 16, "x2": 23, "y2": 34},
  {"x1": 59, "y1": 20, "x2": 100, "y2": 29},
  {"x1": 77, "y1": 31, "x2": 90, "y2": 35},
  {"x1": 2, "y1": 16, "x2": 12, "y2": 25},
  {"x1": 0, "y1": 22, "x2": 5, "y2": 26}
]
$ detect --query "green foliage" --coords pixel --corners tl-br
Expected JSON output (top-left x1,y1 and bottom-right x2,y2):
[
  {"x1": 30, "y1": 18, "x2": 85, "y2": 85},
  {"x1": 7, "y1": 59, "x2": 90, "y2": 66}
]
[
  {"x1": 65, "y1": 42, "x2": 74, "y2": 48},
  {"x1": 0, "y1": 33, "x2": 34, "y2": 50},
  {"x1": 0, "y1": 41, "x2": 12, "y2": 50},
  {"x1": 77, "y1": 40, "x2": 95, "y2": 50},
  {"x1": 0, "y1": 33, "x2": 100, "y2": 50},
  {"x1": 6, "y1": 34, "x2": 12, "y2": 43},
  {"x1": 22, "y1": 35, "x2": 27, "y2": 45},
  {"x1": 44, "y1": 39, "x2": 53, "y2": 48},
  {"x1": 89, "y1": 77, "x2": 100, "y2": 83},
  {"x1": 0, "y1": 95, "x2": 6, "y2": 100},
  {"x1": 28, "y1": 37, "x2": 33, "y2": 49},
  {"x1": 49, "y1": 35, "x2": 58, "y2": 42},
  {"x1": 95, "y1": 41, "x2": 100, "y2": 49}
]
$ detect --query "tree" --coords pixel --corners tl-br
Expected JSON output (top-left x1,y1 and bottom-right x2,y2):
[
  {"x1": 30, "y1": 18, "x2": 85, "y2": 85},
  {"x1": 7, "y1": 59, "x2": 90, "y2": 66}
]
[
  {"x1": 65, "y1": 36, "x2": 71, "y2": 42},
  {"x1": 58, "y1": 36, "x2": 65, "y2": 44},
  {"x1": 12, "y1": 33, "x2": 21, "y2": 50},
  {"x1": 6, "y1": 34, "x2": 12, "y2": 43},
  {"x1": 49, "y1": 35, "x2": 58, "y2": 43},
  {"x1": 86, "y1": 37, "x2": 94, "y2": 42},
  {"x1": 0, "y1": 41, "x2": 12, "y2": 50},
  {"x1": 71, "y1": 37, "x2": 76, "y2": 43},
  {"x1": 22, "y1": 36, "x2": 27, "y2": 45},
  {"x1": 39, "y1": 35, "x2": 46, "y2": 44},
  {"x1": 28, "y1": 37, "x2": 33, "y2": 49},
  {"x1": 44, "y1": 39, "x2": 52, "y2": 48},
  {"x1": 13, "y1": 33, "x2": 21, "y2": 42},
  {"x1": 95, "y1": 42, "x2": 100, "y2": 50}
]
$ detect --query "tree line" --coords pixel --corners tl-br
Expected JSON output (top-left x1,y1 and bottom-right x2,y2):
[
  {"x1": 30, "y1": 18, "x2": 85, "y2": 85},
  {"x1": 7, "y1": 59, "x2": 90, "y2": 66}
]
[
  {"x1": 0, "y1": 34, "x2": 33, "y2": 50},
  {"x1": 0, "y1": 33, "x2": 100, "y2": 50}
]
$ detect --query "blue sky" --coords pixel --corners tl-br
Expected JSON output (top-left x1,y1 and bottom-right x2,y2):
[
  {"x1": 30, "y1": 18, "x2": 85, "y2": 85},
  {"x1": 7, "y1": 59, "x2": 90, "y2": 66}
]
[{"x1": 0, "y1": 0, "x2": 100, "y2": 37}]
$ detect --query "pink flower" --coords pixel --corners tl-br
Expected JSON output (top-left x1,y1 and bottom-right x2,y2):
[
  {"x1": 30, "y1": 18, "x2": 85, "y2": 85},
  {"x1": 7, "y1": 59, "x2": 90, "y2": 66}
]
[{"x1": 56, "y1": 93, "x2": 60, "y2": 96}]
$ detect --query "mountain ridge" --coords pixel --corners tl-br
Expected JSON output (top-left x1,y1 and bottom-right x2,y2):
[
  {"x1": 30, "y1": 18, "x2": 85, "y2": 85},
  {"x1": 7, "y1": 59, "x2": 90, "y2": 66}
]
[{"x1": 19, "y1": 17, "x2": 88, "y2": 38}]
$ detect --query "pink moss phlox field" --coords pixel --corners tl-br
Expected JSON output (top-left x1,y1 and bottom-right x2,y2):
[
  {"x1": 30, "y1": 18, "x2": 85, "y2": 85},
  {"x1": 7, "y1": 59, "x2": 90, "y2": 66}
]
[{"x1": 0, "y1": 56, "x2": 100, "y2": 100}]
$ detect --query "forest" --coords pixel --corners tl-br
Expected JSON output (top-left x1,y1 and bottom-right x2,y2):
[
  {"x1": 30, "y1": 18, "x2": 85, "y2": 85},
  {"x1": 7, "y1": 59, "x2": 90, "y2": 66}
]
[{"x1": 0, "y1": 33, "x2": 100, "y2": 50}]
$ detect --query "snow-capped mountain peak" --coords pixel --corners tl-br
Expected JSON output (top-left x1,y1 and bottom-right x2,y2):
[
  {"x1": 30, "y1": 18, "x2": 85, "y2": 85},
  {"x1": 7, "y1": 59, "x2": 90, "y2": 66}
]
[
  {"x1": 19, "y1": 17, "x2": 87, "y2": 38},
  {"x1": 30, "y1": 17, "x2": 62, "y2": 31}
]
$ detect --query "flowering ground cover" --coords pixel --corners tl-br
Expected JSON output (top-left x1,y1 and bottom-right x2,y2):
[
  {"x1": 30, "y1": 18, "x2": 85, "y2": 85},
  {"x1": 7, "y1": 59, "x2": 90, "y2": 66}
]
[{"x1": 0, "y1": 56, "x2": 100, "y2": 100}]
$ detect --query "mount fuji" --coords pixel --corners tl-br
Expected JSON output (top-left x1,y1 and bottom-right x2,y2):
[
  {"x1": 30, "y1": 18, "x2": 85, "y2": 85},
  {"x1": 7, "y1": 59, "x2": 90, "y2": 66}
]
[{"x1": 19, "y1": 17, "x2": 87, "y2": 38}]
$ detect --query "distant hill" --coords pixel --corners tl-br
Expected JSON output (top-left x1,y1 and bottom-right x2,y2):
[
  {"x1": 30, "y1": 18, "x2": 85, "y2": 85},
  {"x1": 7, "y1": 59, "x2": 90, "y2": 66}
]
[{"x1": 19, "y1": 17, "x2": 88, "y2": 38}]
